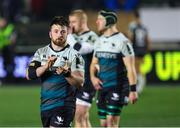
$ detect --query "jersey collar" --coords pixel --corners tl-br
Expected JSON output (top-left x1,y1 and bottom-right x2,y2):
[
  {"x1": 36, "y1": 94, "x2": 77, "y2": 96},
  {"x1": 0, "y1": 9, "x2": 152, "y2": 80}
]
[
  {"x1": 104, "y1": 32, "x2": 119, "y2": 38},
  {"x1": 78, "y1": 30, "x2": 91, "y2": 36},
  {"x1": 49, "y1": 43, "x2": 70, "y2": 52}
]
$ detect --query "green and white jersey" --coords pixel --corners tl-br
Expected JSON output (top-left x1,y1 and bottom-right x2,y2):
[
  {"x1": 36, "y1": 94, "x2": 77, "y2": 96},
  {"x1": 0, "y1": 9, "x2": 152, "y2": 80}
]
[
  {"x1": 31, "y1": 44, "x2": 84, "y2": 111},
  {"x1": 94, "y1": 32, "x2": 134, "y2": 89},
  {"x1": 68, "y1": 31, "x2": 98, "y2": 55},
  {"x1": 68, "y1": 31, "x2": 98, "y2": 92}
]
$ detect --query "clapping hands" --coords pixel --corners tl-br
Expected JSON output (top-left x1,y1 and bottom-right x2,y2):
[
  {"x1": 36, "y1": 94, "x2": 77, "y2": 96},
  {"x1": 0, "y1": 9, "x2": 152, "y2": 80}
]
[
  {"x1": 56, "y1": 60, "x2": 70, "y2": 75},
  {"x1": 45, "y1": 56, "x2": 57, "y2": 69}
]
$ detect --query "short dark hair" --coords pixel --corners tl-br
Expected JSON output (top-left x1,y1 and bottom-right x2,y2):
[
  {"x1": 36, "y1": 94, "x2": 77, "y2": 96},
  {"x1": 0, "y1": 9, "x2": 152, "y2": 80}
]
[{"x1": 50, "y1": 16, "x2": 69, "y2": 27}]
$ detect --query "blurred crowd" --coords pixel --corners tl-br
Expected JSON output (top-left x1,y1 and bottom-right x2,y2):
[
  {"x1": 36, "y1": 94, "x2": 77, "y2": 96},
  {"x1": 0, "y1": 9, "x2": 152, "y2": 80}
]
[
  {"x1": 1, "y1": 0, "x2": 180, "y2": 23},
  {"x1": 0, "y1": 0, "x2": 140, "y2": 23}
]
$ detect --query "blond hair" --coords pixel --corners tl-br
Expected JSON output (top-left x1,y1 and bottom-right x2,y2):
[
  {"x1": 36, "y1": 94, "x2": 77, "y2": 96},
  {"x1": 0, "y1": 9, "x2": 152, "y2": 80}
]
[{"x1": 69, "y1": 9, "x2": 88, "y2": 22}]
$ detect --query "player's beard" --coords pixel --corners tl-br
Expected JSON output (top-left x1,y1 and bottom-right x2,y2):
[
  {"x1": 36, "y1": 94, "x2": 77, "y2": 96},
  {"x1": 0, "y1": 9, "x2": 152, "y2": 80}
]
[{"x1": 53, "y1": 37, "x2": 66, "y2": 47}]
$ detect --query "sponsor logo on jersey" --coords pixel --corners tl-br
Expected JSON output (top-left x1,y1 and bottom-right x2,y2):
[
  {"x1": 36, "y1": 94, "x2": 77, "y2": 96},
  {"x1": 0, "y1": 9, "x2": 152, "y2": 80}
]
[
  {"x1": 54, "y1": 116, "x2": 64, "y2": 125},
  {"x1": 43, "y1": 55, "x2": 46, "y2": 58},
  {"x1": 82, "y1": 92, "x2": 90, "y2": 100},
  {"x1": 96, "y1": 52, "x2": 118, "y2": 59},
  {"x1": 111, "y1": 93, "x2": 119, "y2": 101}
]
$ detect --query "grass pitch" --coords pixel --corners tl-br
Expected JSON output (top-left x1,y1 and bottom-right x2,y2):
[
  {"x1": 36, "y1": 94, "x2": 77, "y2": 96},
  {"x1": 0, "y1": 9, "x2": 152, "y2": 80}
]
[{"x1": 0, "y1": 84, "x2": 180, "y2": 127}]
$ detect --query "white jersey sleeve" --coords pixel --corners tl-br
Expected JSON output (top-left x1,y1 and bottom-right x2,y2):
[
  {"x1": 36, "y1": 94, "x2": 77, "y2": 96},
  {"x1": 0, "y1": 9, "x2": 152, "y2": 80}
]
[
  {"x1": 68, "y1": 31, "x2": 98, "y2": 55},
  {"x1": 120, "y1": 34, "x2": 135, "y2": 57},
  {"x1": 78, "y1": 32, "x2": 98, "y2": 55},
  {"x1": 67, "y1": 33, "x2": 92, "y2": 55},
  {"x1": 78, "y1": 41, "x2": 94, "y2": 54}
]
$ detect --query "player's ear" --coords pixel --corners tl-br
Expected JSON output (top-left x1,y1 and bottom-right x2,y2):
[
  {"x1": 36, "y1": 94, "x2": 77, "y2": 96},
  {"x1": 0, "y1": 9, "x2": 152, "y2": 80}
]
[{"x1": 49, "y1": 31, "x2": 52, "y2": 38}]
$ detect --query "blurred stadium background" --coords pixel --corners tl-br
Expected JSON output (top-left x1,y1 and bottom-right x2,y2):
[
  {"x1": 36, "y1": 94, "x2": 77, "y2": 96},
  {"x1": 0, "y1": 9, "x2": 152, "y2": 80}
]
[{"x1": 0, "y1": 0, "x2": 180, "y2": 127}]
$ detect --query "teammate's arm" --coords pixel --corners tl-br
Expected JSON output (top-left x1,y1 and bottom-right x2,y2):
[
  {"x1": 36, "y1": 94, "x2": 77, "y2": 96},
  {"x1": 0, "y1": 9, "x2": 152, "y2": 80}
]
[
  {"x1": 64, "y1": 70, "x2": 84, "y2": 89},
  {"x1": 123, "y1": 56, "x2": 137, "y2": 85},
  {"x1": 121, "y1": 39, "x2": 138, "y2": 104},
  {"x1": 123, "y1": 55, "x2": 138, "y2": 104},
  {"x1": 90, "y1": 56, "x2": 102, "y2": 90}
]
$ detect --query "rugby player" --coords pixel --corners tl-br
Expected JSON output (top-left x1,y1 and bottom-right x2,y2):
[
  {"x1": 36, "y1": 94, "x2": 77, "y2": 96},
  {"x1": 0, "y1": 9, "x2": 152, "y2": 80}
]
[
  {"x1": 26, "y1": 16, "x2": 84, "y2": 127},
  {"x1": 90, "y1": 10, "x2": 138, "y2": 127},
  {"x1": 68, "y1": 9, "x2": 98, "y2": 128},
  {"x1": 128, "y1": 10, "x2": 151, "y2": 93}
]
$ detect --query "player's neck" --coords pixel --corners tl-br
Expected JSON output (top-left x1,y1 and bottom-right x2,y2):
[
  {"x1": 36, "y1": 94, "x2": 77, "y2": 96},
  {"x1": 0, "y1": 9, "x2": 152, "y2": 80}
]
[
  {"x1": 78, "y1": 26, "x2": 89, "y2": 35},
  {"x1": 103, "y1": 26, "x2": 118, "y2": 37}
]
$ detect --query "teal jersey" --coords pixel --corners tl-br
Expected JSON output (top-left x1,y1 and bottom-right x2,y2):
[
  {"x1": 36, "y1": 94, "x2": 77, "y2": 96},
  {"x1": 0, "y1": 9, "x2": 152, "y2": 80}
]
[
  {"x1": 31, "y1": 44, "x2": 84, "y2": 111},
  {"x1": 94, "y1": 32, "x2": 134, "y2": 89}
]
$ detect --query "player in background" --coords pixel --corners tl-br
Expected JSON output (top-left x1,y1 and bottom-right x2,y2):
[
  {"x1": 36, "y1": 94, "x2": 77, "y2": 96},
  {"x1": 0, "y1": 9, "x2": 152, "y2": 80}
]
[
  {"x1": 0, "y1": 17, "x2": 17, "y2": 83},
  {"x1": 90, "y1": 10, "x2": 138, "y2": 127},
  {"x1": 128, "y1": 10, "x2": 151, "y2": 93},
  {"x1": 68, "y1": 9, "x2": 98, "y2": 128},
  {"x1": 26, "y1": 16, "x2": 84, "y2": 127}
]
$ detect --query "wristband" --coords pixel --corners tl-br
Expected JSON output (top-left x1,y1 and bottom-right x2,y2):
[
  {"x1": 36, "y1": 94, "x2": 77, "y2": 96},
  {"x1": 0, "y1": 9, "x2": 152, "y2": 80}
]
[
  {"x1": 63, "y1": 70, "x2": 71, "y2": 77},
  {"x1": 130, "y1": 84, "x2": 136, "y2": 92}
]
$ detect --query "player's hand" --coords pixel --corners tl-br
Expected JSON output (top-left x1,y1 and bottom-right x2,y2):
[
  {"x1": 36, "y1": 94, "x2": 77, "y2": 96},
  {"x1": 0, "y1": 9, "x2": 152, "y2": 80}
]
[
  {"x1": 45, "y1": 56, "x2": 57, "y2": 69},
  {"x1": 129, "y1": 91, "x2": 138, "y2": 104},
  {"x1": 62, "y1": 60, "x2": 69, "y2": 71},
  {"x1": 91, "y1": 77, "x2": 103, "y2": 90},
  {"x1": 56, "y1": 67, "x2": 64, "y2": 74},
  {"x1": 56, "y1": 61, "x2": 70, "y2": 75}
]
